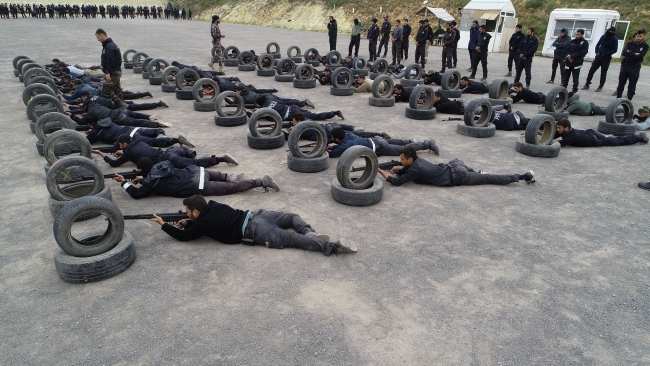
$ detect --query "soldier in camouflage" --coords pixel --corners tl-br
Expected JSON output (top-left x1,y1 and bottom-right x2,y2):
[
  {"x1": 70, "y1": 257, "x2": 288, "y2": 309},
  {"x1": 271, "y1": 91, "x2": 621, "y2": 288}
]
[{"x1": 208, "y1": 14, "x2": 225, "y2": 73}]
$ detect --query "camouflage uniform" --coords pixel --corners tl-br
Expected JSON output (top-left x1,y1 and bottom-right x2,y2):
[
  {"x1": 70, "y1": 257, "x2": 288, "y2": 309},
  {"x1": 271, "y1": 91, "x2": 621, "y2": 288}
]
[
  {"x1": 211, "y1": 21, "x2": 223, "y2": 67},
  {"x1": 102, "y1": 70, "x2": 123, "y2": 102}
]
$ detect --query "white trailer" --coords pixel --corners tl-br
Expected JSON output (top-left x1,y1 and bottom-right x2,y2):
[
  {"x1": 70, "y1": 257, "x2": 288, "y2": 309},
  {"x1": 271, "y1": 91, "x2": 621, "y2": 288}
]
[{"x1": 541, "y1": 9, "x2": 630, "y2": 60}]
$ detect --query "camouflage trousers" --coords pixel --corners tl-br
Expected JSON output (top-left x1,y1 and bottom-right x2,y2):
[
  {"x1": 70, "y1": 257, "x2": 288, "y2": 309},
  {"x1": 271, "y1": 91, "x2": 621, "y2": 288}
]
[
  {"x1": 102, "y1": 70, "x2": 123, "y2": 102},
  {"x1": 211, "y1": 41, "x2": 223, "y2": 66}
]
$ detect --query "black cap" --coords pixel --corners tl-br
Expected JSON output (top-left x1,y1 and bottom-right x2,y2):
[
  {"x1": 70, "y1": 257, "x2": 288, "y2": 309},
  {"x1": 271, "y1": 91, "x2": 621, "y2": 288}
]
[
  {"x1": 117, "y1": 134, "x2": 132, "y2": 144},
  {"x1": 136, "y1": 157, "x2": 154, "y2": 177},
  {"x1": 608, "y1": 26, "x2": 616, "y2": 33}
]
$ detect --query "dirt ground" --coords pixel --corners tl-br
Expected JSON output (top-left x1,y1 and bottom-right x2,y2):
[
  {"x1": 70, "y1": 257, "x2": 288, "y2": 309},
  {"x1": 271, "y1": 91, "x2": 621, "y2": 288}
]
[{"x1": 1, "y1": 18, "x2": 649, "y2": 365}]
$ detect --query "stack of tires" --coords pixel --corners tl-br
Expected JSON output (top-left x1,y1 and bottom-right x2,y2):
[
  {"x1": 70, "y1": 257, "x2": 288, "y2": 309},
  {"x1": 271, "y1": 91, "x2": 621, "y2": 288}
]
[
  {"x1": 247, "y1": 108, "x2": 285, "y2": 150},
  {"x1": 596, "y1": 98, "x2": 637, "y2": 136},
  {"x1": 331, "y1": 146, "x2": 384, "y2": 207},
  {"x1": 286, "y1": 122, "x2": 329, "y2": 173},
  {"x1": 275, "y1": 58, "x2": 296, "y2": 82},
  {"x1": 293, "y1": 64, "x2": 316, "y2": 89},
  {"x1": 369, "y1": 58, "x2": 388, "y2": 80},
  {"x1": 141, "y1": 57, "x2": 154, "y2": 79},
  {"x1": 191, "y1": 78, "x2": 220, "y2": 111},
  {"x1": 369, "y1": 75, "x2": 395, "y2": 107},
  {"x1": 27, "y1": 94, "x2": 64, "y2": 125},
  {"x1": 175, "y1": 68, "x2": 200, "y2": 100},
  {"x1": 52, "y1": 196, "x2": 136, "y2": 283},
  {"x1": 456, "y1": 98, "x2": 496, "y2": 138},
  {"x1": 17, "y1": 59, "x2": 45, "y2": 83},
  {"x1": 256, "y1": 53, "x2": 276, "y2": 77},
  {"x1": 22, "y1": 66, "x2": 51, "y2": 86},
  {"x1": 515, "y1": 114, "x2": 561, "y2": 158},
  {"x1": 23, "y1": 75, "x2": 57, "y2": 112},
  {"x1": 267, "y1": 42, "x2": 281, "y2": 59},
  {"x1": 400, "y1": 64, "x2": 424, "y2": 87},
  {"x1": 330, "y1": 67, "x2": 354, "y2": 96},
  {"x1": 161, "y1": 66, "x2": 180, "y2": 92},
  {"x1": 351, "y1": 57, "x2": 368, "y2": 76},
  {"x1": 325, "y1": 51, "x2": 342, "y2": 70},
  {"x1": 287, "y1": 46, "x2": 302, "y2": 63},
  {"x1": 214, "y1": 91, "x2": 248, "y2": 127},
  {"x1": 122, "y1": 49, "x2": 136, "y2": 69},
  {"x1": 538, "y1": 86, "x2": 569, "y2": 120},
  {"x1": 437, "y1": 70, "x2": 462, "y2": 98},
  {"x1": 131, "y1": 51, "x2": 148, "y2": 73},
  {"x1": 34, "y1": 112, "x2": 77, "y2": 155},
  {"x1": 238, "y1": 51, "x2": 256, "y2": 71},
  {"x1": 13, "y1": 55, "x2": 31, "y2": 77},
  {"x1": 405, "y1": 85, "x2": 436, "y2": 120},
  {"x1": 487, "y1": 78, "x2": 512, "y2": 107},
  {"x1": 303, "y1": 48, "x2": 321, "y2": 67},
  {"x1": 223, "y1": 46, "x2": 241, "y2": 67},
  {"x1": 147, "y1": 58, "x2": 169, "y2": 85}
]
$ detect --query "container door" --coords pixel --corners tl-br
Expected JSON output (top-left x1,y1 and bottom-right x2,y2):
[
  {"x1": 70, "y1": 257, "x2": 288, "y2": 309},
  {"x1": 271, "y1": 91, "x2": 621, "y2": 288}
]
[{"x1": 613, "y1": 20, "x2": 630, "y2": 58}]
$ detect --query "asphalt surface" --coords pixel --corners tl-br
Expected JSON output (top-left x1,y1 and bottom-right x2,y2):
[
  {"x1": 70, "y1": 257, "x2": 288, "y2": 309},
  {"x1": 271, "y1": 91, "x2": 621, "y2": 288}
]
[{"x1": 1, "y1": 18, "x2": 649, "y2": 365}]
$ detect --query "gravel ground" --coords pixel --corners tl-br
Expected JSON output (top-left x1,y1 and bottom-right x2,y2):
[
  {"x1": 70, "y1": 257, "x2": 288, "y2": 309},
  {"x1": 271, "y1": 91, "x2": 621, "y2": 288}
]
[{"x1": 1, "y1": 18, "x2": 649, "y2": 365}]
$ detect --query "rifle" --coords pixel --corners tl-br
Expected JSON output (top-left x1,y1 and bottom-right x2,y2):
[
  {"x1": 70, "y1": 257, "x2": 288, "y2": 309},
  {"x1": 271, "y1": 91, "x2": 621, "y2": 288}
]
[
  {"x1": 285, "y1": 143, "x2": 317, "y2": 152},
  {"x1": 70, "y1": 145, "x2": 119, "y2": 154},
  {"x1": 351, "y1": 160, "x2": 401, "y2": 172},
  {"x1": 446, "y1": 117, "x2": 462, "y2": 121},
  {"x1": 258, "y1": 121, "x2": 293, "y2": 129},
  {"x1": 48, "y1": 124, "x2": 92, "y2": 133},
  {"x1": 80, "y1": 169, "x2": 139, "y2": 181},
  {"x1": 122, "y1": 210, "x2": 187, "y2": 224}
]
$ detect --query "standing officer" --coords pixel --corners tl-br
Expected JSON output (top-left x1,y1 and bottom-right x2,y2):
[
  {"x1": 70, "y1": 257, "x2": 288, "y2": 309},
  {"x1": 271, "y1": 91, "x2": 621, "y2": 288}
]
[
  {"x1": 327, "y1": 16, "x2": 338, "y2": 51},
  {"x1": 391, "y1": 19, "x2": 403, "y2": 66},
  {"x1": 367, "y1": 18, "x2": 380, "y2": 61},
  {"x1": 467, "y1": 21, "x2": 480, "y2": 71},
  {"x1": 562, "y1": 29, "x2": 589, "y2": 93},
  {"x1": 514, "y1": 27, "x2": 539, "y2": 88},
  {"x1": 583, "y1": 27, "x2": 618, "y2": 91},
  {"x1": 440, "y1": 23, "x2": 454, "y2": 72},
  {"x1": 401, "y1": 18, "x2": 411, "y2": 60},
  {"x1": 414, "y1": 20, "x2": 429, "y2": 69},
  {"x1": 378, "y1": 15, "x2": 391, "y2": 58},
  {"x1": 470, "y1": 25, "x2": 491, "y2": 81},
  {"x1": 547, "y1": 28, "x2": 570, "y2": 83},
  {"x1": 615, "y1": 30, "x2": 648, "y2": 100},
  {"x1": 208, "y1": 15, "x2": 225, "y2": 73},
  {"x1": 451, "y1": 21, "x2": 461, "y2": 68},
  {"x1": 505, "y1": 24, "x2": 523, "y2": 76},
  {"x1": 95, "y1": 28, "x2": 127, "y2": 110},
  {"x1": 348, "y1": 18, "x2": 362, "y2": 58}
]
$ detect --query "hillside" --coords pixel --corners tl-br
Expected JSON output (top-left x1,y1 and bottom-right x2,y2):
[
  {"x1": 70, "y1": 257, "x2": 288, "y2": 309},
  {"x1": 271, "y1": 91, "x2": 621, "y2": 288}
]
[{"x1": 174, "y1": 0, "x2": 650, "y2": 64}]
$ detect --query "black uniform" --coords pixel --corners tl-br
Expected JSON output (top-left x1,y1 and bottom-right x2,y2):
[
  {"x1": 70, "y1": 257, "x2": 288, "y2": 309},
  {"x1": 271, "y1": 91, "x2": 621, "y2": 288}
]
[
  {"x1": 378, "y1": 19, "x2": 391, "y2": 58},
  {"x1": 100, "y1": 37, "x2": 123, "y2": 102},
  {"x1": 387, "y1": 157, "x2": 521, "y2": 186},
  {"x1": 470, "y1": 32, "x2": 492, "y2": 79},
  {"x1": 452, "y1": 27, "x2": 461, "y2": 68},
  {"x1": 401, "y1": 23, "x2": 412, "y2": 60},
  {"x1": 550, "y1": 30, "x2": 570, "y2": 82},
  {"x1": 85, "y1": 118, "x2": 165, "y2": 145},
  {"x1": 461, "y1": 80, "x2": 489, "y2": 94},
  {"x1": 507, "y1": 30, "x2": 524, "y2": 72},
  {"x1": 562, "y1": 37, "x2": 589, "y2": 93},
  {"x1": 616, "y1": 40, "x2": 649, "y2": 100},
  {"x1": 433, "y1": 96, "x2": 464, "y2": 114},
  {"x1": 414, "y1": 25, "x2": 429, "y2": 68},
  {"x1": 394, "y1": 86, "x2": 415, "y2": 102},
  {"x1": 510, "y1": 88, "x2": 546, "y2": 104},
  {"x1": 103, "y1": 140, "x2": 215, "y2": 168},
  {"x1": 514, "y1": 35, "x2": 539, "y2": 87},
  {"x1": 555, "y1": 128, "x2": 645, "y2": 147},
  {"x1": 584, "y1": 33, "x2": 618, "y2": 89},
  {"x1": 328, "y1": 18, "x2": 338, "y2": 51},
  {"x1": 367, "y1": 23, "x2": 380, "y2": 61}
]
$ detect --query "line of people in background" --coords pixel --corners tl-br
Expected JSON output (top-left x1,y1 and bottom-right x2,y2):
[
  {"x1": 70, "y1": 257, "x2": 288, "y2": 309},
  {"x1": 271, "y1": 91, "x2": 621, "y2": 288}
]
[{"x1": 0, "y1": 3, "x2": 192, "y2": 20}]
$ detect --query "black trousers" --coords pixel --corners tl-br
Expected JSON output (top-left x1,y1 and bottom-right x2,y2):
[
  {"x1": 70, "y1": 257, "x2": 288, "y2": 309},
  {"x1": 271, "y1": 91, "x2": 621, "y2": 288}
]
[
  {"x1": 401, "y1": 40, "x2": 409, "y2": 59},
  {"x1": 442, "y1": 48, "x2": 453, "y2": 70},
  {"x1": 372, "y1": 137, "x2": 428, "y2": 156},
  {"x1": 469, "y1": 49, "x2": 477, "y2": 66},
  {"x1": 198, "y1": 170, "x2": 260, "y2": 196},
  {"x1": 126, "y1": 101, "x2": 158, "y2": 111},
  {"x1": 287, "y1": 105, "x2": 336, "y2": 121},
  {"x1": 470, "y1": 51, "x2": 488, "y2": 78},
  {"x1": 245, "y1": 209, "x2": 331, "y2": 254},
  {"x1": 562, "y1": 65, "x2": 582, "y2": 92},
  {"x1": 507, "y1": 51, "x2": 517, "y2": 71},
  {"x1": 515, "y1": 57, "x2": 533, "y2": 86},
  {"x1": 452, "y1": 45, "x2": 458, "y2": 66},
  {"x1": 391, "y1": 41, "x2": 402, "y2": 64},
  {"x1": 329, "y1": 35, "x2": 337, "y2": 51},
  {"x1": 415, "y1": 43, "x2": 426, "y2": 68},
  {"x1": 550, "y1": 56, "x2": 565, "y2": 82},
  {"x1": 449, "y1": 159, "x2": 518, "y2": 185},
  {"x1": 348, "y1": 34, "x2": 361, "y2": 57},
  {"x1": 616, "y1": 64, "x2": 641, "y2": 100},
  {"x1": 369, "y1": 39, "x2": 378, "y2": 61},
  {"x1": 378, "y1": 36, "x2": 390, "y2": 57},
  {"x1": 590, "y1": 129, "x2": 642, "y2": 146},
  {"x1": 585, "y1": 55, "x2": 612, "y2": 87}
]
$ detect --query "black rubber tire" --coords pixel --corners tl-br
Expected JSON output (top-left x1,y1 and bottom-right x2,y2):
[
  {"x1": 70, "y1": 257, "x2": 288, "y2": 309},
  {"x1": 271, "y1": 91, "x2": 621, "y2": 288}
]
[
  {"x1": 122, "y1": 48, "x2": 137, "y2": 63},
  {"x1": 191, "y1": 78, "x2": 220, "y2": 103},
  {"x1": 124, "y1": 63, "x2": 134, "y2": 70},
  {"x1": 49, "y1": 182, "x2": 112, "y2": 220},
  {"x1": 404, "y1": 64, "x2": 423, "y2": 80},
  {"x1": 247, "y1": 133, "x2": 285, "y2": 150},
  {"x1": 437, "y1": 89, "x2": 462, "y2": 98},
  {"x1": 22, "y1": 68, "x2": 51, "y2": 87},
  {"x1": 326, "y1": 51, "x2": 342, "y2": 66},
  {"x1": 276, "y1": 58, "x2": 296, "y2": 75},
  {"x1": 330, "y1": 87, "x2": 354, "y2": 96},
  {"x1": 36, "y1": 112, "x2": 76, "y2": 143},
  {"x1": 149, "y1": 76, "x2": 162, "y2": 85},
  {"x1": 293, "y1": 79, "x2": 316, "y2": 89},
  {"x1": 464, "y1": 98, "x2": 492, "y2": 127},
  {"x1": 52, "y1": 196, "x2": 125, "y2": 257},
  {"x1": 193, "y1": 101, "x2": 216, "y2": 112},
  {"x1": 23, "y1": 83, "x2": 56, "y2": 106},
  {"x1": 15, "y1": 59, "x2": 35, "y2": 75},
  {"x1": 161, "y1": 66, "x2": 179, "y2": 85},
  {"x1": 257, "y1": 69, "x2": 276, "y2": 77},
  {"x1": 131, "y1": 51, "x2": 149, "y2": 67},
  {"x1": 456, "y1": 123, "x2": 496, "y2": 138},
  {"x1": 287, "y1": 152, "x2": 329, "y2": 173},
  {"x1": 369, "y1": 96, "x2": 395, "y2": 107},
  {"x1": 400, "y1": 79, "x2": 424, "y2": 87},
  {"x1": 175, "y1": 68, "x2": 201, "y2": 90},
  {"x1": 133, "y1": 66, "x2": 143, "y2": 74},
  {"x1": 224, "y1": 45, "x2": 240, "y2": 60},
  {"x1": 215, "y1": 91, "x2": 245, "y2": 117},
  {"x1": 275, "y1": 74, "x2": 294, "y2": 82},
  {"x1": 409, "y1": 85, "x2": 435, "y2": 110},
  {"x1": 26, "y1": 94, "x2": 64, "y2": 121},
  {"x1": 142, "y1": 72, "x2": 150, "y2": 79},
  {"x1": 256, "y1": 53, "x2": 275, "y2": 71},
  {"x1": 405, "y1": 106, "x2": 437, "y2": 120},
  {"x1": 372, "y1": 75, "x2": 394, "y2": 98},
  {"x1": 352, "y1": 57, "x2": 367, "y2": 70},
  {"x1": 12, "y1": 55, "x2": 30, "y2": 69},
  {"x1": 238, "y1": 64, "x2": 256, "y2": 72},
  {"x1": 141, "y1": 57, "x2": 154, "y2": 74},
  {"x1": 30, "y1": 120, "x2": 37, "y2": 133},
  {"x1": 352, "y1": 69, "x2": 369, "y2": 76},
  {"x1": 597, "y1": 120, "x2": 638, "y2": 136},
  {"x1": 147, "y1": 58, "x2": 169, "y2": 75},
  {"x1": 14, "y1": 68, "x2": 20, "y2": 77},
  {"x1": 605, "y1": 98, "x2": 634, "y2": 124},
  {"x1": 304, "y1": 48, "x2": 320, "y2": 62},
  {"x1": 36, "y1": 140, "x2": 78, "y2": 157},
  {"x1": 175, "y1": 89, "x2": 194, "y2": 100},
  {"x1": 288, "y1": 121, "x2": 327, "y2": 158},
  {"x1": 21, "y1": 62, "x2": 44, "y2": 77},
  {"x1": 372, "y1": 58, "x2": 389, "y2": 74},
  {"x1": 441, "y1": 69, "x2": 461, "y2": 90},
  {"x1": 47, "y1": 156, "x2": 105, "y2": 201},
  {"x1": 44, "y1": 156, "x2": 98, "y2": 183},
  {"x1": 524, "y1": 114, "x2": 557, "y2": 145},
  {"x1": 294, "y1": 64, "x2": 315, "y2": 80},
  {"x1": 515, "y1": 136, "x2": 561, "y2": 158},
  {"x1": 331, "y1": 177, "x2": 383, "y2": 207},
  {"x1": 44, "y1": 129, "x2": 92, "y2": 164},
  {"x1": 215, "y1": 114, "x2": 248, "y2": 127},
  {"x1": 161, "y1": 83, "x2": 177, "y2": 93},
  {"x1": 224, "y1": 59, "x2": 240, "y2": 67},
  {"x1": 544, "y1": 86, "x2": 569, "y2": 112},
  {"x1": 54, "y1": 231, "x2": 136, "y2": 283},
  {"x1": 336, "y1": 145, "x2": 378, "y2": 190},
  {"x1": 331, "y1": 67, "x2": 353, "y2": 88},
  {"x1": 488, "y1": 78, "x2": 509, "y2": 99},
  {"x1": 238, "y1": 51, "x2": 255, "y2": 65},
  {"x1": 266, "y1": 42, "x2": 280, "y2": 55},
  {"x1": 488, "y1": 98, "x2": 513, "y2": 107},
  {"x1": 287, "y1": 45, "x2": 301, "y2": 58},
  {"x1": 27, "y1": 73, "x2": 57, "y2": 88},
  {"x1": 537, "y1": 108, "x2": 570, "y2": 121},
  {"x1": 248, "y1": 108, "x2": 283, "y2": 137}
]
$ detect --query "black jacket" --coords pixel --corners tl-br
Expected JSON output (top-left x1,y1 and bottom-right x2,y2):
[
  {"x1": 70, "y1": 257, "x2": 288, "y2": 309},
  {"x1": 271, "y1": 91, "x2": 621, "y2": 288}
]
[
  {"x1": 565, "y1": 38, "x2": 589, "y2": 67},
  {"x1": 394, "y1": 86, "x2": 414, "y2": 103},
  {"x1": 508, "y1": 31, "x2": 524, "y2": 53},
  {"x1": 101, "y1": 37, "x2": 121, "y2": 74},
  {"x1": 415, "y1": 26, "x2": 428, "y2": 44},
  {"x1": 386, "y1": 156, "x2": 452, "y2": 186},
  {"x1": 476, "y1": 32, "x2": 492, "y2": 52},
  {"x1": 368, "y1": 24, "x2": 380, "y2": 41},
  {"x1": 555, "y1": 128, "x2": 597, "y2": 147},
  {"x1": 490, "y1": 111, "x2": 525, "y2": 131},
  {"x1": 123, "y1": 160, "x2": 200, "y2": 199},
  {"x1": 75, "y1": 101, "x2": 120, "y2": 124},
  {"x1": 103, "y1": 138, "x2": 161, "y2": 167},
  {"x1": 621, "y1": 40, "x2": 649, "y2": 66},
  {"x1": 551, "y1": 33, "x2": 571, "y2": 58},
  {"x1": 381, "y1": 20, "x2": 391, "y2": 37},
  {"x1": 511, "y1": 88, "x2": 545, "y2": 104},
  {"x1": 262, "y1": 100, "x2": 290, "y2": 120},
  {"x1": 461, "y1": 80, "x2": 488, "y2": 94},
  {"x1": 161, "y1": 200, "x2": 248, "y2": 244},
  {"x1": 518, "y1": 35, "x2": 539, "y2": 58},
  {"x1": 328, "y1": 19, "x2": 337, "y2": 37},
  {"x1": 238, "y1": 89, "x2": 262, "y2": 105},
  {"x1": 453, "y1": 29, "x2": 460, "y2": 46},
  {"x1": 434, "y1": 96, "x2": 463, "y2": 114},
  {"x1": 402, "y1": 24, "x2": 412, "y2": 40},
  {"x1": 86, "y1": 117, "x2": 136, "y2": 144}
]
